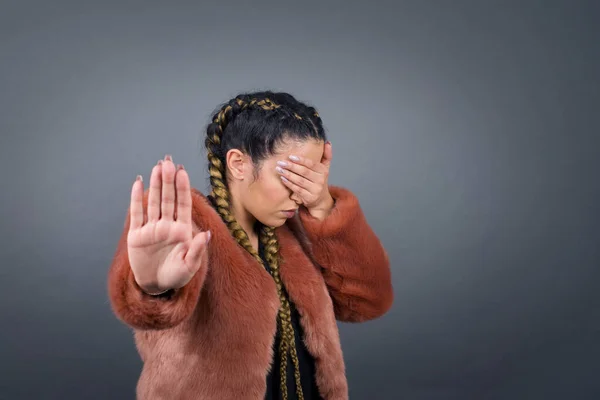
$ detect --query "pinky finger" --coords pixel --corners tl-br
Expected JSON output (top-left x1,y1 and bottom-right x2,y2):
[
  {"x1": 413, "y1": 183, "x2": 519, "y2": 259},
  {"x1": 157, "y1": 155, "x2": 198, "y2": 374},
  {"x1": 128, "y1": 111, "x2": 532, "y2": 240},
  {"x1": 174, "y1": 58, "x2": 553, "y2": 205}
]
[{"x1": 130, "y1": 175, "x2": 145, "y2": 229}]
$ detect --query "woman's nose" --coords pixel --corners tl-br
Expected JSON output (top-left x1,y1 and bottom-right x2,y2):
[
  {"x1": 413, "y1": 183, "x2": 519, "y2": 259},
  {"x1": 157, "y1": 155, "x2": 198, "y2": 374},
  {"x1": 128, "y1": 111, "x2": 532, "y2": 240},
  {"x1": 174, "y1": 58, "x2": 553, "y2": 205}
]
[{"x1": 290, "y1": 192, "x2": 301, "y2": 204}]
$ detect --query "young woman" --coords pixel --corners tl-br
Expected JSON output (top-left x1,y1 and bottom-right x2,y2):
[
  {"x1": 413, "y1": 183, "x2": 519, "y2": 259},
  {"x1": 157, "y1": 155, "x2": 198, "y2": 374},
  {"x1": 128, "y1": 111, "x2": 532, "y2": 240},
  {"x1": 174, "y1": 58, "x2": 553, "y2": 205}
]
[{"x1": 107, "y1": 91, "x2": 394, "y2": 400}]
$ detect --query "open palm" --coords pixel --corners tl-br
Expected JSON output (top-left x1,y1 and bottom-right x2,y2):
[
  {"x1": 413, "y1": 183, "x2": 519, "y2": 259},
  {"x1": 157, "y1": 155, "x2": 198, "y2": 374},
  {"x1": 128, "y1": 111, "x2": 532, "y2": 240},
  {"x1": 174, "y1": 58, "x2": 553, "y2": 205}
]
[{"x1": 127, "y1": 155, "x2": 211, "y2": 294}]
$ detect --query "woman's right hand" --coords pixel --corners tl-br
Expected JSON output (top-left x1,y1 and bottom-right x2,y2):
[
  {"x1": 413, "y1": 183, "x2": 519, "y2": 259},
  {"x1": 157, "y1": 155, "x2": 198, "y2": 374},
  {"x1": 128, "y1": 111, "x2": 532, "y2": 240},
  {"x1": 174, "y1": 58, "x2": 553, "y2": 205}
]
[{"x1": 127, "y1": 154, "x2": 211, "y2": 294}]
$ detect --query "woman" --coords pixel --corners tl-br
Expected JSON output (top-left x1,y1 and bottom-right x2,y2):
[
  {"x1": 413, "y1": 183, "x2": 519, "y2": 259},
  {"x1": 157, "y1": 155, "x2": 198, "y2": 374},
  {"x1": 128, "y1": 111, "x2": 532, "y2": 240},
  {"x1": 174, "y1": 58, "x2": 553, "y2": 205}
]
[{"x1": 107, "y1": 91, "x2": 394, "y2": 400}]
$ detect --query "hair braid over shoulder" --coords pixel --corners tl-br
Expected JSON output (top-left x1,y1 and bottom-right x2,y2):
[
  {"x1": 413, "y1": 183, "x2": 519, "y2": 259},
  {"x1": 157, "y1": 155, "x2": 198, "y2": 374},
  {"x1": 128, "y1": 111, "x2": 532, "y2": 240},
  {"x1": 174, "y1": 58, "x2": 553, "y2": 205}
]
[{"x1": 204, "y1": 94, "x2": 307, "y2": 400}]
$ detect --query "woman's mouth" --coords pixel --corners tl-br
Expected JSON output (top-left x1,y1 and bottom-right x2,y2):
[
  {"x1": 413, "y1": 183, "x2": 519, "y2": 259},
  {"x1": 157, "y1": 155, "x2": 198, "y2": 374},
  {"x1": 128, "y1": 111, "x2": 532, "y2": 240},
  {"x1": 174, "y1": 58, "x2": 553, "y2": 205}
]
[{"x1": 282, "y1": 209, "x2": 297, "y2": 218}]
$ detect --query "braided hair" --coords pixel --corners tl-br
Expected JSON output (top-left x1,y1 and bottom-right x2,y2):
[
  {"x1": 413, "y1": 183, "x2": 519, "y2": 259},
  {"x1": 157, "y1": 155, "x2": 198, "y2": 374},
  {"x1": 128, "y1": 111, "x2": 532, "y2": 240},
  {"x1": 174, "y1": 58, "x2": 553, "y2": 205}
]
[{"x1": 203, "y1": 91, "x2": 326, "y2": 399}]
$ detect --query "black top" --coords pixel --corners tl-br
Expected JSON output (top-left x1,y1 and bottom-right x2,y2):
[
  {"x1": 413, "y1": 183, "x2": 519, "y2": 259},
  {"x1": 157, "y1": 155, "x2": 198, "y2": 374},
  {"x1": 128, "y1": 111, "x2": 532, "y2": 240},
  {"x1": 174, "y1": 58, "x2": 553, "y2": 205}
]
[{"x1": 259, "y1": 239, "x2": 322, "y2": 400}]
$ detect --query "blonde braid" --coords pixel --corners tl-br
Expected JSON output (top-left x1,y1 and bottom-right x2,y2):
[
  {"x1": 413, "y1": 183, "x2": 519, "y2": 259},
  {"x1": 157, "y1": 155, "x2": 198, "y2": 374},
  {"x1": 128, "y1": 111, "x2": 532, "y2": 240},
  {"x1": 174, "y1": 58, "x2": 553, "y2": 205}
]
[
  {"x1": 262, "y1": 226, "x2": 304, "y2": 398},
  {"x1": 205, "y1": 96, "x2": 304, "y2": 400}
]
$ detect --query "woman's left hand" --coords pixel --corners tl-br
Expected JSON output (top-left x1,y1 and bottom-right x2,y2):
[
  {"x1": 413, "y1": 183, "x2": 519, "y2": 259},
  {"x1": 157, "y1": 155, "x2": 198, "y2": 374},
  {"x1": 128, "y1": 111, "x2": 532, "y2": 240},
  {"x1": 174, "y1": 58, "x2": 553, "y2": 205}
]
[{"x1": 276, "y1": 141, "x2": 335, "y2": 219}]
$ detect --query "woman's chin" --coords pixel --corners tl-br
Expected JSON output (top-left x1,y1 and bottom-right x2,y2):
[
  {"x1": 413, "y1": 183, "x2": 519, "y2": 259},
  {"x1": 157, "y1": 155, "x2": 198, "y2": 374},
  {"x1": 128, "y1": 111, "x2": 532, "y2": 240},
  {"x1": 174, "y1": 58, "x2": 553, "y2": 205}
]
[{"x1": 259, "y1": 215, "x2": 288, "y2": 229}]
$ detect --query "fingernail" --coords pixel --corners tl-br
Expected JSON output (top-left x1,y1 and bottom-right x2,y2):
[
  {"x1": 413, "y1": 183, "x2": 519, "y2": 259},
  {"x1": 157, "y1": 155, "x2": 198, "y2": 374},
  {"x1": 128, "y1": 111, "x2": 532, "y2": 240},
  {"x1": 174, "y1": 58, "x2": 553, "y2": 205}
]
[
  {"x1": 275, "y1": 166, "x2": 285, "y2": 174},
  {"x1": 206, "y1": 230, "x2": 211, "y2": 242},
  {"x1": 326, "y1": 140, "x2": 331, "y2": 145},
  {"x1": 177, "y1": 164, "x2": 184, "y2": 170},
  {"x1": 157, "y1": 159, "x2": 163, "y2": 165},
  {"x1": 165, "y1": 154, "x2": 172, "y2": 161},
  {"x1": 289, "y1": 155, "x2": 300, "y2": 161},
  {"x1": 276, "y1": 160, "x2": 288, "y2": 167},
  {"x1": 136, "y1": 175, "x2": 143, "y2": 182}
]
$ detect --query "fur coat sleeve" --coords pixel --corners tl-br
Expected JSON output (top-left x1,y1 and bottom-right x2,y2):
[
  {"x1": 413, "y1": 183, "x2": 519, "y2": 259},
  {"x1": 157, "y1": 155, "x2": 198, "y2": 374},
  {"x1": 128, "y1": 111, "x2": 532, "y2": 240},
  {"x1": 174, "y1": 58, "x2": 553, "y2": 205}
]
[
  {"x1": 107, "y1": 184, "x2": 393, "y2": 331},
  {"x1": 294, "y1": 185, "x2": 394, "y2": 322},
  {"x1": 106, "y1": 189, "x2": 208, "y2": 331}
]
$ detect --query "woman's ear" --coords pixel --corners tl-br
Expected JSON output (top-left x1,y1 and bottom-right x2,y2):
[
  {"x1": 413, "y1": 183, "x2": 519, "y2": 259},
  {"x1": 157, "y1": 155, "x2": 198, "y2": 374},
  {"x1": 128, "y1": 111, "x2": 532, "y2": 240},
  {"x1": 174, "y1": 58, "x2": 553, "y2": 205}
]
[{"x1": 226, "y1": 149, "x2": 248, "y2": 181}]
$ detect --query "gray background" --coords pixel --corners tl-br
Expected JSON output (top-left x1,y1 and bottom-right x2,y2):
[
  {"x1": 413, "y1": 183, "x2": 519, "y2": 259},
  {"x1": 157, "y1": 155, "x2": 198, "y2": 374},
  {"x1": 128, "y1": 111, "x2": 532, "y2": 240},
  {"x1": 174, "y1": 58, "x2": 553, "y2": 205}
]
[{"x1": 1, "y1": 0, "x2": 599, "y2": 399}]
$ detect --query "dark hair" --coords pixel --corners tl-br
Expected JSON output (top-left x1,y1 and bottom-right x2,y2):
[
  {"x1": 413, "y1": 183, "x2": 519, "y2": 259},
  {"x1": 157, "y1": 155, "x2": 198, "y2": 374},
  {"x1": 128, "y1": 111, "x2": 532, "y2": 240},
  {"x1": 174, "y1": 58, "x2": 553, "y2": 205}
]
[
  {"x1": 203, "y1": 90, "x2": 325, "y2": 399},
  {"x1": 206, "y1": 91, "x2": 326, "y2": 180}
]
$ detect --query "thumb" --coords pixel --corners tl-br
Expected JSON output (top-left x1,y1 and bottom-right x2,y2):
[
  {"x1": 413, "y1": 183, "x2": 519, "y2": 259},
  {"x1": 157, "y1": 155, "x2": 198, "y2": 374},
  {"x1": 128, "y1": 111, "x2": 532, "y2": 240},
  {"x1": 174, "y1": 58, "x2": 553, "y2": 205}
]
[{"x1": 183, "y1": 230, "x2": 211, "y2": 273}]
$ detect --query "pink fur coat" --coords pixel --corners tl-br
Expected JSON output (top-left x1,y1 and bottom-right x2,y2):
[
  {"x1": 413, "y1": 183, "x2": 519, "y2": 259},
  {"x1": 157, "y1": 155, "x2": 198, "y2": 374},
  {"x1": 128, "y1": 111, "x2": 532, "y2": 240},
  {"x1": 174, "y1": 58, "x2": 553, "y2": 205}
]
[{"x1": 107, "y1": 185, "x2": 393, "y2": 399}]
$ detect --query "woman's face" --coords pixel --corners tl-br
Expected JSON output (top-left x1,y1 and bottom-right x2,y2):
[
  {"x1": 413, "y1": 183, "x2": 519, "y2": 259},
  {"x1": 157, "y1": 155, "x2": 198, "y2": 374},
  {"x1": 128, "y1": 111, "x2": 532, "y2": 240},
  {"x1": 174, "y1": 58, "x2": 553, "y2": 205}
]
[{"x1": 240, "y1": 138, "x2": 325, "y2": 228}]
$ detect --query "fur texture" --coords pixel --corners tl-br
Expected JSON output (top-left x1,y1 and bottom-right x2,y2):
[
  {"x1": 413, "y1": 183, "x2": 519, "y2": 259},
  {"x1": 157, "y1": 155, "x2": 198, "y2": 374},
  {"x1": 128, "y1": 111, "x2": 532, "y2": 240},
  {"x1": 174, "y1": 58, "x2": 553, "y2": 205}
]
[{"x1": 107, "y1": 185, "x2": 393, "y2": 399}]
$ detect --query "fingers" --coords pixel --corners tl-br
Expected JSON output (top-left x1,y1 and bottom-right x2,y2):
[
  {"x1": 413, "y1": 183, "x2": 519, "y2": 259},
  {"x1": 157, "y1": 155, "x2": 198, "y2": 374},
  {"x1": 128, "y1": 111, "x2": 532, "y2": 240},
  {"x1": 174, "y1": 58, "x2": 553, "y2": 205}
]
[
  {"x1": 277, "y1": 166, "x2": 317, "y2": 193},
  {"x1": 129, "y1": 175, "x2": 144, "y2": 229},
  {"x1": 175, "y1": 165, "x2": 192, "y2": 225},
  {"x1": 184, "y1": 230, "x2": 211, "y2": 272},
  {"x1": 277, "y1": 160, "x2": 320, "y2": 184},
  {"x1": 281, "y1": 175, "x2": 311, "y2": 199},
  {"x1": 161, "y1": 155, "x2": 176, "y2": 221},
  {"x1": 147, "y1": 161, "x2": 163, "y2": 222},
  {"x1": 144, "y1": 154, "x2": 188, "y2": 223}
]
